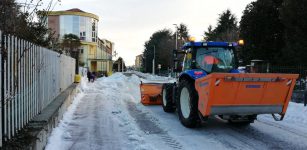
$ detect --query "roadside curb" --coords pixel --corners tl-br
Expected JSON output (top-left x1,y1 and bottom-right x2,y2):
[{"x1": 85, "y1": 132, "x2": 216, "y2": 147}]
[{"x1": 2, "y1": 83, "x2": 79, "y2": 150}]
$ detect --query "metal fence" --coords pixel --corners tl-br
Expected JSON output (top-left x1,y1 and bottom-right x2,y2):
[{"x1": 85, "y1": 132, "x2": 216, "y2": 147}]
[
  {"x1": 250, "y1": 64, "x2": 307, "y2": 90},
  {"x1": 0, "y1": 31, "x2": 75, "y2": 147},
  {"x1": 269, "y1": 65, "x2": 307, "y2": 90}
]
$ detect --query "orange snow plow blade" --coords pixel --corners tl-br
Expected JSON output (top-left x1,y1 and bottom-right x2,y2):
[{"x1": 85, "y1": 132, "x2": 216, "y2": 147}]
[
  {"x1": 195, "y1": 73, "x2": 299, "y2": 117},
  {"x1": 140, "y1": 83, "x2": 163, "y2": 105}
]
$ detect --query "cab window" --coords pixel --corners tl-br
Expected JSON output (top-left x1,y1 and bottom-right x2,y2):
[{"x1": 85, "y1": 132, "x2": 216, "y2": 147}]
[{"x1": 183, "y1": 52, "x2": 192, "y2": 70}]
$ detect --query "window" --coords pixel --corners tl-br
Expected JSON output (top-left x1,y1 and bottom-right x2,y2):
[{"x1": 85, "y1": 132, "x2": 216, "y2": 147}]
[
  {"x1": 92, "y1": 19, "x2": 96, "y2": 31},
  {"x1": 60, "y1": 15, "x2": 98, "y2": 43},
  {"x1": 183, "y1": 52, "x2": 192, "y2": 70},
  {"x1": 196, "y1": 47, "x2": 235, "y2": 73}
]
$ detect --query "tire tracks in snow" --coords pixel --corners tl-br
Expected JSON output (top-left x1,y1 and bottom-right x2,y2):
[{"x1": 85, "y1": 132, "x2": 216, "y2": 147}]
[
  {"x1": 256, "y1": 119, "x2": 307, "y2": 139},
  {"x1": 126, "y1": 102, "x2": 183, "y2": 150},
  {"x1": 66, "y1": 92, "x2": 127, "y2": 150},
  {"x1": 206, "y1": 116, "x2": 305, "y2": 150},
  {"x1": 197, "y1": 119, "x2": 263, "y2": 150},
  {"x1": 225, "y1": 121, "x2": 306, "y2": 150}
]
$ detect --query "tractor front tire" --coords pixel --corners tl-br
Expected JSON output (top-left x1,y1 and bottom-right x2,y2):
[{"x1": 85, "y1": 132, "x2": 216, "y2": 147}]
[
  {"x1": 177, "y1": 79, "x2": 200, "y2": 128},
  {"x1": 162, "y1": 84, "x2": 175, "y2": 113}
]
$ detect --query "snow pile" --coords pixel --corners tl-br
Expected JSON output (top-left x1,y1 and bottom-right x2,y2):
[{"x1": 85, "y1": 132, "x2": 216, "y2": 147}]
[
  {"x1": 45, "y1": 77, "x2": 87, "y2": 150},
  {"x1": 258, "y1": 102, "x2": 307, "y2": 129},
  {"x1": 284, "y1": 102, "x2": 307, "y2": 124},
  {"x1": 95, "y1": 72, "x2": 141, "y2": 103},
  {"x1": 93, "y1": 72, "x2": 154, "y2": 149},
  {"x1": 128, "y1": 71, "x2": 176, "y2": 83}
]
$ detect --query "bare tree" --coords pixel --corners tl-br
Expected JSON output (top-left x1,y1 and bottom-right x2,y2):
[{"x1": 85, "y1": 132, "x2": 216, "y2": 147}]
[
  {"x1": 0, "y1": 0, "x2": 61, "y2": 47},
  {"x1": 1, "y1": 0, "x2": 61, "y2": 125}
]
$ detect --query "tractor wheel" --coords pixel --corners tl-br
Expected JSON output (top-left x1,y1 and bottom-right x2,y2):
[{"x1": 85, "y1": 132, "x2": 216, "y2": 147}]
[
  {"x1": 177, "y1": 79, "x2": 200, "y2": 128},
  {"x1": 162, "y1": 84, "x2": 175, "y2": 113}
]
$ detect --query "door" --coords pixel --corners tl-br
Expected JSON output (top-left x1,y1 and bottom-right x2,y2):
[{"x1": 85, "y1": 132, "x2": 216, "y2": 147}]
[{"x1": 91, "y1": 61, "x2": 97, "y2": 71}]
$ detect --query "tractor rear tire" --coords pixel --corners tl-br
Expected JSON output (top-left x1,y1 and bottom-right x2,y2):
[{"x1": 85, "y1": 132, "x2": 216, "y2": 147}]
[
  {"x1": 162, "y1": 84, "x2": 175, "y2": 113},
  {"x1": 177, "y1": 79, "x2": 200, "y2": 128}
]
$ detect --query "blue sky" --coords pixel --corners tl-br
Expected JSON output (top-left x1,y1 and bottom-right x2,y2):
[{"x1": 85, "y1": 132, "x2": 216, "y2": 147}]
[{"x1": 30, "y1": 0, "x2": 255, "y2": 65}]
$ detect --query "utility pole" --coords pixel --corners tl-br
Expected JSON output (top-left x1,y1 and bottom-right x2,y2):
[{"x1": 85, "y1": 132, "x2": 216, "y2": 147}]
[
  {"x1": 118, "y1": 60, "x2": 120, "y2": 72},
  {"x1": 121, "y1": 59, "x2": 124, "y2": 72},
  {"x1": 152, "y1": 45, "x2": 155, "y2": 75}
]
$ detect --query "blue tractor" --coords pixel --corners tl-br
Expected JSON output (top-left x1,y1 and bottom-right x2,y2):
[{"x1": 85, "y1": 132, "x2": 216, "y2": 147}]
[
  {"x1": 161, "y1": 40, "x2": 298, "y2": 128},
  {"x1": 162, "y1": 41, "x2": 242, "y2": 127}
]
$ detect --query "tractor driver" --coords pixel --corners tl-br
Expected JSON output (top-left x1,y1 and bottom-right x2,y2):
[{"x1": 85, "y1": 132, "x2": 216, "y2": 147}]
[
  {"x1": 200, "y1": 55, "x2": 220, "y2": 72},
  {"x1": 202, "y1": 55, "x2": 220, "y2": 65}
]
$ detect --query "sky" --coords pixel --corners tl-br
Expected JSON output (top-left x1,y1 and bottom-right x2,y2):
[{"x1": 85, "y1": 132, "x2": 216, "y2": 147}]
[{"x1": 39, "y1": 0, "x2": 254, "y2": 66}]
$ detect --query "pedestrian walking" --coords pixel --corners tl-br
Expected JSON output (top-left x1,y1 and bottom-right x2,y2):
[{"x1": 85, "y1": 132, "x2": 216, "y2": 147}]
[
  {"x1": 91, "y1": 71, "x2": 96, "y2": 82},
  {"x1": 87, "y1": 71, "x2": 91, "y2": 82}
]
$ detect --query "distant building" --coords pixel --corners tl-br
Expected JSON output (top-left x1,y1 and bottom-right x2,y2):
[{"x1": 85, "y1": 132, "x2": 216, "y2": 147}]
[
  {"x1": 113, "y1": 57, "x2": 126, "y2": 72},
  {"x1": 47, "y1": 8, "x2": 113, "y2": 75},
  {"x1": 135, "y1": 54, "x2": 143, "y2": 71}
]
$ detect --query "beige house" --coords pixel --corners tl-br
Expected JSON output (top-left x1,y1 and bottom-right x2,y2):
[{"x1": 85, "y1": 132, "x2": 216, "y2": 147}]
[
  {"x1": 135, "y1": 54, "x2": 143, "y2": 71},
  {"x1": 47, "y1": 8, "x2": 113, "y2": 75}
]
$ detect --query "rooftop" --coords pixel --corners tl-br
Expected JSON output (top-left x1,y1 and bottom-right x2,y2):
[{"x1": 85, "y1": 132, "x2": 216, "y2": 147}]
[
  {"x1": 66, "y1": 8, "x2": 85, "y2": 12},
  {"x1": 48, "y1": 8, "x2": 99, "y2": 21}
]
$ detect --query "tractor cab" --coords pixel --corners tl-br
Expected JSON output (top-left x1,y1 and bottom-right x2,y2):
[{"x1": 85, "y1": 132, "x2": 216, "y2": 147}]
[{"x1": 180, "y1": 41, "x2": 239, "y2": 74}]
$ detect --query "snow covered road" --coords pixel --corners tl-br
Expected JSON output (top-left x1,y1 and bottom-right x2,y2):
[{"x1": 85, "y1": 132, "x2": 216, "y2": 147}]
[{"x1": 45, "y1": 73, "x2": 307, "y2": 150}]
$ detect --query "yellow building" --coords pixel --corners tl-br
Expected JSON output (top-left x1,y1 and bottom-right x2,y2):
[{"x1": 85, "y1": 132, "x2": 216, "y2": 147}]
[{"x1": 47, "y1": 8, "x2": 113, "y2": 75}]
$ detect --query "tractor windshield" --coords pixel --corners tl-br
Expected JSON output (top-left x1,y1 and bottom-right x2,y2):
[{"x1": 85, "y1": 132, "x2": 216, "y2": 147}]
[{"x1": 196, "y1": 47, "x2": 235, "y2": 73}]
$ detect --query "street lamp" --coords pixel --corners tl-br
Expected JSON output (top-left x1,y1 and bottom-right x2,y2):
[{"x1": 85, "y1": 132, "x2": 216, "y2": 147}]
[
  {"x1": 173, "y1": 24, "x2": 179, "y2": 75},
  {"x1": 173, "y1": 24, "x2": 178, "y2": 50}
]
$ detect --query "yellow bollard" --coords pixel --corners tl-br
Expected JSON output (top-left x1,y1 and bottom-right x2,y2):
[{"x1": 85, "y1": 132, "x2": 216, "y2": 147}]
[
  {"x1": 74, "y1": 74, "x2": 82, "y2": 83},
  {"x1": 107, "y1": 71, "x2": 113, "y2": 77}
]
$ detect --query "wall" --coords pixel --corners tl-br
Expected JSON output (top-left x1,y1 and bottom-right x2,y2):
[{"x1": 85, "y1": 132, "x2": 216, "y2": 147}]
[{"x1": 47, "y1": 16, "x2": 60, "y2": 38}]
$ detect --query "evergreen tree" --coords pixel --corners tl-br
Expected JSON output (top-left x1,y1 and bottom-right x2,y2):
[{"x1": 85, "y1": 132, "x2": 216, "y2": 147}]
[
  {"x1": 281, "y1": 0, "x2": 307, "y2": 65},
  {"x1": 240, "y1": 0, "x2": 284, "y2": 65},
  {"x1": 173, "y1": 23, "x2": 190, "y2": 50},
  {"x1": 177, "y1": 23, "x2": 190, "y2": 42},
  {"x1": 204, "y1": 25, "x2": 214, "y2": 41},
  {"x1": 204, "y1": 9, "x2": 239, "y2": 42},
  {"x1": 143, "y1": 29, "x2": 174, "y2": 73}
]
